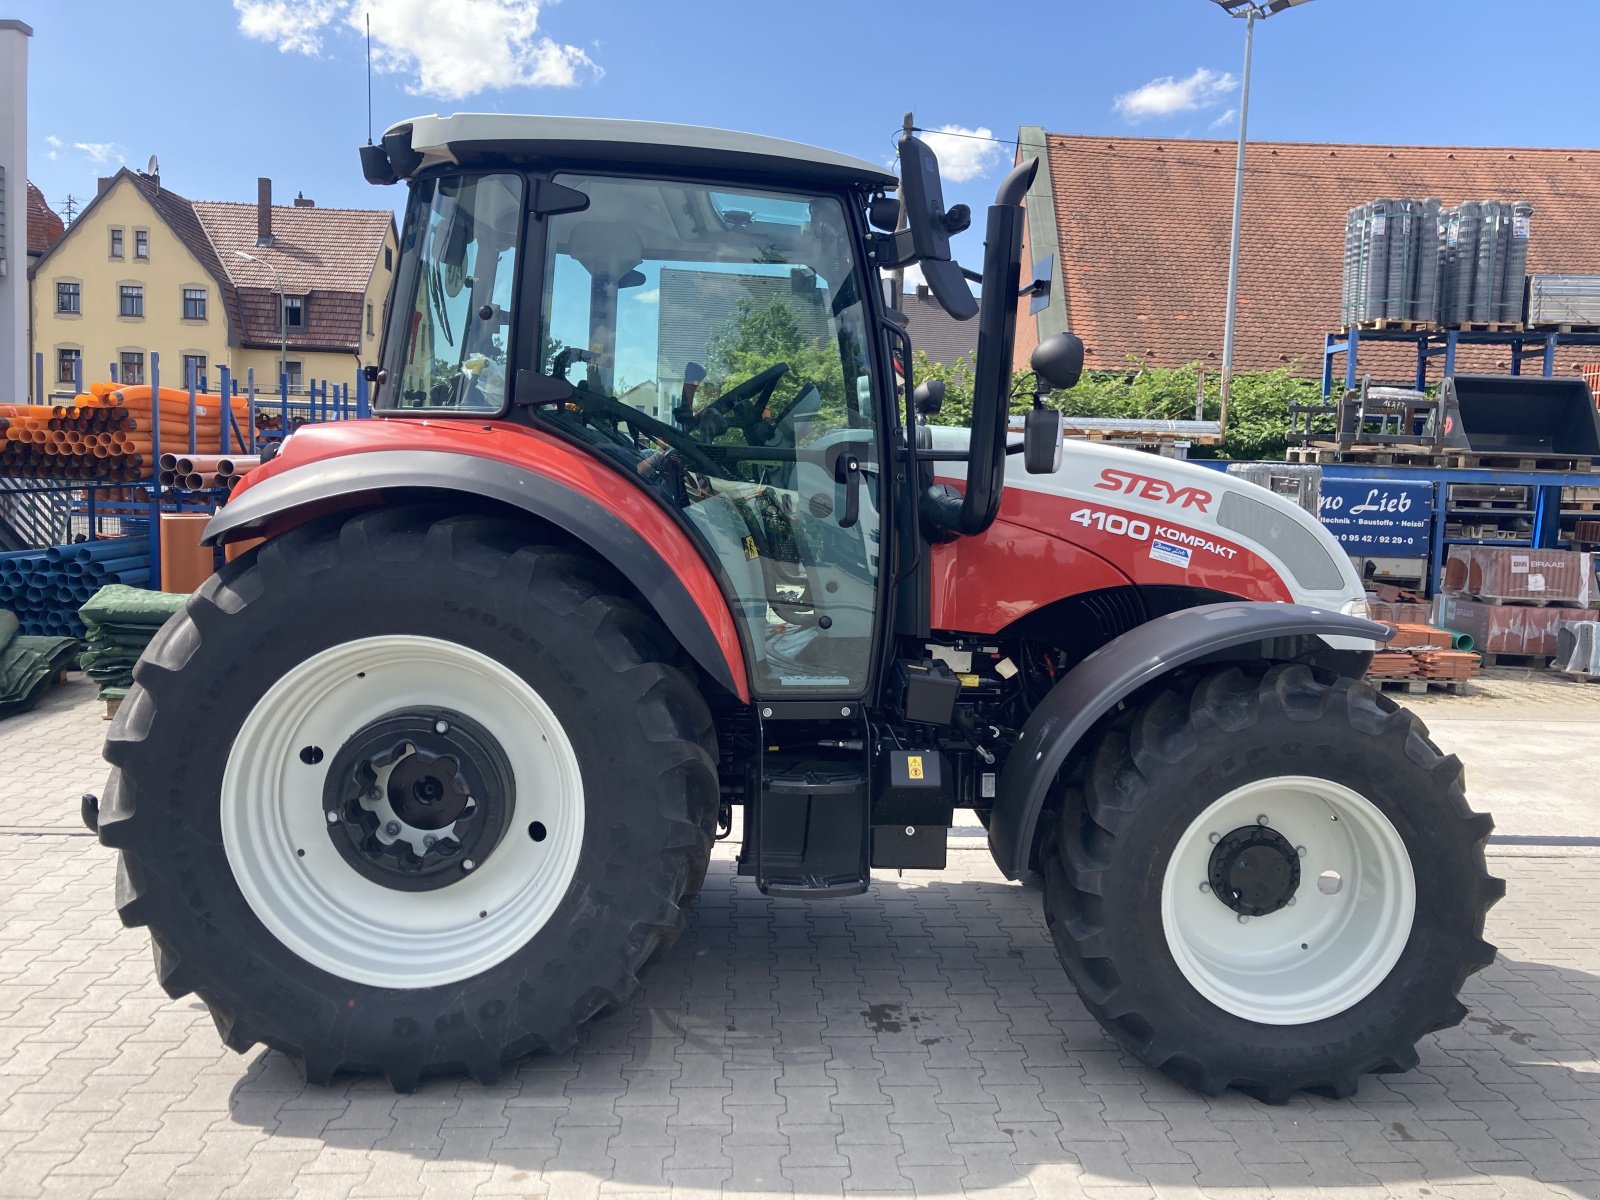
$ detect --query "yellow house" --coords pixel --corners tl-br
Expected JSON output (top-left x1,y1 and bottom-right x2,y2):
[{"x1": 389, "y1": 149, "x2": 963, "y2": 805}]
[{"x1": 28, "y1": 168, "x2": 396, "y2": 400}]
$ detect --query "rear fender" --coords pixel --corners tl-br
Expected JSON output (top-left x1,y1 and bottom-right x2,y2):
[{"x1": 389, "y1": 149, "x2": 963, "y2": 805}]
[
  {"x1": 206, "y1": 433, "x2": 749, "y2": 702},
  {"x1": 987, "y1": 601, "x2": 1389, "y2": 879}
]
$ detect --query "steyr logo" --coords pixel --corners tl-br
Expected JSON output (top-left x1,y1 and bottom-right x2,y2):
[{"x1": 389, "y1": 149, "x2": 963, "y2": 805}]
[{"x1": 1094, "y1": 468, "x2": 1213, "y2": 512}]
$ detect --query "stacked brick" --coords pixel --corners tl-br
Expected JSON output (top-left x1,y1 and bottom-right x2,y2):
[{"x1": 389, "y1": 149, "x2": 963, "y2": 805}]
[{"x1": 1433, "y1": 545, "x2": 1599, "y2": 662}]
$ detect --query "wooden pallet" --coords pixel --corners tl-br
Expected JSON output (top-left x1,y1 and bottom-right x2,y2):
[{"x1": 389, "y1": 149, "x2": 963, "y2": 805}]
[
  {"x1": 1353, "y1": 319, "x2": 1436, "y2": 332},
  {"x1": 1447, "y1": 322, "x2": 1525, "y2": 333},
  {"x1": 1562, "y1": 499, "x2": 1600, "y2": 512},
  {"x1": 102, "y1": 697, "x2": 122, "y2": 721},
  {"x1": 1373, "y1": 677, "x2": 1473, "y2": 695},
  {"x1": 1452, "y1": 499, "x2": 1532, "y2": 510},
  {"x1": 1529, "y1": 322, "x2": 1600, "y2": 335},
  {"x1": 1441, "y1": 453, "x2": 1598, "y2": 473},
  {"x1": 1480, "y1": 652, "x2": 1555, "y2": 669}
]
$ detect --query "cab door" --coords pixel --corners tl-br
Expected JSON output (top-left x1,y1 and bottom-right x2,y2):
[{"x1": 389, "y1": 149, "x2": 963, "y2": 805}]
[{"x1": 531, "y1": 172, "x2": 887, "y2": 697}]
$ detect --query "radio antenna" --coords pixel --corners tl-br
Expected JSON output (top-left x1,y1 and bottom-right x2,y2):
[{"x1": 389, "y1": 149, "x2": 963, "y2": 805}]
[{"x1": 365, "y1": 11, "x2": 374, "y2": 145}]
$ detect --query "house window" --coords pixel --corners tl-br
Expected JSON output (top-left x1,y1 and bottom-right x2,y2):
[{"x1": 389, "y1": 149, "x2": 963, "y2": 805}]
[
  {"x1": 110, "y1": 228, "x2": 124, "y2": 258},
  {"x1": 57, "y1": 348, "x2": 81, "y2": 384},
  {"x1": 120, "y1": 352, "x2": 145, "y2": 385},
  {"x1": 384, "y1": 247, "x2": 392, "y2": 270},
  {"x1": 182, "y1": 354, "x2": 208, "y2": 391},
  {"x1": 134, "y1": 230, "x2": 149, "y2": 259},
  {"x1": 119, "y1": 285, "x2": 144, "y2": 318},
  {"x1": 182, "y1": 288, "x2": 207, "y2": 320},
  {"x1": 285, "y1": 360, "x2": 303, "y2": 391},
  {"x1": 56, "y1": 282, "x2": 80, "y2": 314},
  {"x1": 366, "y1": 302, "x2": 374, "y2": 337},
  {"x1": 281, "y1": 296, "x2": 305, "y2": 329}
]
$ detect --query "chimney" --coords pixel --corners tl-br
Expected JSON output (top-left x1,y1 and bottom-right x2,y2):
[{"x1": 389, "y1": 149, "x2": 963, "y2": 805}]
[
  {"x1": 96, "y1": 176, "x2": 114, "y2": 195},
  {"x1": 256, "y1": 177, "x2": 273, "y2": 246},
  {"x1": 293, "y1": 191, "x2": 315, "y2": 208}
]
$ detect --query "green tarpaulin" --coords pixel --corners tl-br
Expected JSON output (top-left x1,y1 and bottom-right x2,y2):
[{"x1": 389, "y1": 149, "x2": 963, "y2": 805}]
[
  {"x1": 0, "y1": 609, "x2": 78, "y2": 720},
  {"x1": 76, "y1": 585, "x2": 189, "y2": 701}
]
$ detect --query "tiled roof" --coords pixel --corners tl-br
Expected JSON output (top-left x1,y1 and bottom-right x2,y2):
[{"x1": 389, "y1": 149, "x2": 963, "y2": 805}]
[
  {"x1": 123, "y1": 173, "x2": 246, "y2": 343},
  {"x1": 191, "y1": 201, "x2": 393, "y2": 351},
  {"x1": 26, "y1": 181, "x2": 64, "y2": 256},
  {"x1": 1035, "y1": 133, "x2": 1600, "y2": 379},
  {"x1": 901, "y1": 288, "x2": 977, "y2": 366}
]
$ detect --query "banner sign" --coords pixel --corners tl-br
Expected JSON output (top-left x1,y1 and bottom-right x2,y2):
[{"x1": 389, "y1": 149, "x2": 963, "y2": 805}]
[{"x1": 1317, "y1": 478, "x2": 1432, "y2": 558}]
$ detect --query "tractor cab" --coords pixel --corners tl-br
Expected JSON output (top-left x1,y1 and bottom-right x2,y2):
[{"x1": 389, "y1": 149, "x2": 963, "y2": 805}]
[{"x1": 361, "y1": 114, "x2": 1067, "y2": 697}]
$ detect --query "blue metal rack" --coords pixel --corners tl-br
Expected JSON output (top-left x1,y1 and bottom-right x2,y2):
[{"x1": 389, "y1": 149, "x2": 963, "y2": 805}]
[{"x1": 1321, "y1": 325, "x2": 1600, "y2": 397}]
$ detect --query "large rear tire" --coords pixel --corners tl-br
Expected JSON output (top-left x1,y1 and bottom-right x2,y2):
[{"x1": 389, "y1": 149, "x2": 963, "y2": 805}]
[
  {"x1": 99, "y1": 508, "x2": 718, "y2": 1090},
  {"x1": 1042, "y1": 663, "x2": 1503, "y2": 1103}
]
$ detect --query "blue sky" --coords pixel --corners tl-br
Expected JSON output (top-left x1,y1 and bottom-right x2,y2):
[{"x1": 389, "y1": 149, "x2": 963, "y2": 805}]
[{"x1": 16, "y1": 0, "x2": 1600, "y2": 270}]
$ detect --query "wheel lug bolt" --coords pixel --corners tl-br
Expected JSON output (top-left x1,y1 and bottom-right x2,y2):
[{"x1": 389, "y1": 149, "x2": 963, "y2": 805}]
[
  {"x1": 462, "y1": 859, "x2": 475, "y2": 872},
  {"x1": 435, "y1": 720, "x2": 449, "y2": 734},
  {"x1": 423, "y1": 834, "x2": 436, "y2": 849},
  {"x1": 1295, "y1": 845, "x2": 1307, "y2": 857},
  {"x1": 1208, "y1": 832, "x2": 1221, "y2": 844},
  {"x1": 1237, "y1": 914, "x2": 1250, "y2": 924},
  {"x1": 1198, "y1": 882, "x2": 1211, "y2": 894},
  {"x1": 384, "y1": 821, "x2": 400, "y2": 836},
  {"x1": 365, "y1": 788, "x2": 381, "y2": 802},
  {"x1": 1287, "y1": 896, "x2": 1297, "y2": 906},
  {"x1": 1257, "y1": 814, "x2": 1270, "y2": 826},
  {"x1": 325, "y1": 811, "x2": 338, "y2": 824}
]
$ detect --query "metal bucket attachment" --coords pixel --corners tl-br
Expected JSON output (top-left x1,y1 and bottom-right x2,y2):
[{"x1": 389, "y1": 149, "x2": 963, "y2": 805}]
[{"x1": 1431, "y1": 374, "x2": 1600, "y2": 457}]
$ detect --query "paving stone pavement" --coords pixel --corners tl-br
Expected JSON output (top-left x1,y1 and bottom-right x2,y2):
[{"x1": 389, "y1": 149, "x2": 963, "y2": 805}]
[{"x1": 2, "y1": 680, "x2": 1599, "y2": 1199}]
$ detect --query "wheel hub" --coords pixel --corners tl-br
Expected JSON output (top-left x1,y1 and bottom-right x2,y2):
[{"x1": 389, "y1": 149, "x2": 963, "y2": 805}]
[
  {"x1": 1208, "y1": 824, "x2": 1301, "y2": 917},
  {"x1": 324, "y1": 709, "x2": 514, "y2": 892}
]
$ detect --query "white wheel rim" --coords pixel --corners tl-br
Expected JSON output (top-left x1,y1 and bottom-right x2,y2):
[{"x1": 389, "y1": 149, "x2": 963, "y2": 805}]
[
  {"x1": 221, "y1": 635, "x2": 585, "y2": 989},
  {"x1": 1160, "y1": 775, "x2": 1416, "y2": 1025}
]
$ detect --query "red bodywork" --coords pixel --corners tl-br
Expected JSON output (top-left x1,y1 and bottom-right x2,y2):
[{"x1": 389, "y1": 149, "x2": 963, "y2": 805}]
[
  {"x1": 931, "y1": 482, "x2": 1293, "y2": 634},
  {"x1": 237, "y1": 419, "x2": 750, "y2": 700}
]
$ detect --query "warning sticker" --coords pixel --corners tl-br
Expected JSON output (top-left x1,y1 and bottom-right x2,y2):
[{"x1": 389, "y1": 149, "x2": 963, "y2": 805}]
[
  {"x1": 742, "y1": 535, "x2": 759, "y2": 560},
  {"x1": 907, "y1": 755, "x2": 924, "y2": 780},
  {"x1": 1150, "y1": 539, "x2": 1193, "y2": 569},
  {"x1": 1528, "y1": 573, "x2": 1546, "y2": 592}
]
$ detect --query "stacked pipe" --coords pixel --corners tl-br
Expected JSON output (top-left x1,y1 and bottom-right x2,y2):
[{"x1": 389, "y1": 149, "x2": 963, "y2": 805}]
[
  {"x1": 158, "y1": 453, "x2": 262, "y2": 491},
  {"x1": 0, "y1": 384, "x2": 251, "y2": 482},
  {"x1": 0, "y1": 538, "x2": 151, "y2": 637}
]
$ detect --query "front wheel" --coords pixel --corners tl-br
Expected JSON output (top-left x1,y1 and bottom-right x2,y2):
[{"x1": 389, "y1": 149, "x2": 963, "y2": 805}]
[
  {"x1": 99, "y1": 508, "x2": 718, "y2": 1090},
  {"x1": 1042, "y1": 664, "x2": 1503, "y2": 1102}
]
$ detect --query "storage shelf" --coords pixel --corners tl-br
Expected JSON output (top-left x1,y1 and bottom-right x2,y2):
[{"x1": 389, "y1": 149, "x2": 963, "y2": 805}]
[
  {"x1": 1444, "y1": 537, "x2": 1534, "y2": 546},
  {"x1": 1446, "y1": 509, "x2": 1534, "y2": 517}
]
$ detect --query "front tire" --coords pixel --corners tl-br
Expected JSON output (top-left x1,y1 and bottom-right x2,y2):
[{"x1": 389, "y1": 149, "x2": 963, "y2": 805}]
[
  {"x1": 1042, "y1": 664, "x2": 1503, "y2": 1102},
  {"x1": 99, "y1": 508, "x2": 718, "y2": 1090}
]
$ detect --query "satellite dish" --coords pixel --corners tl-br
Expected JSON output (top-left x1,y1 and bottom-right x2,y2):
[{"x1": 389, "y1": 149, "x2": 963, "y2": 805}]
[{"x1": 146, "y1": 155, "x2": 159, "y2": 176}]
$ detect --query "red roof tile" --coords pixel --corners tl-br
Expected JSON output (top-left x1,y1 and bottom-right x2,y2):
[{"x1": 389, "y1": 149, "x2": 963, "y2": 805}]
[
  {"x1": 26, "y1": 181, "x2": 64, "y2": 256},
  {"x1": 1038, "y1": 133, "x2": 1600, "y2": 379}
]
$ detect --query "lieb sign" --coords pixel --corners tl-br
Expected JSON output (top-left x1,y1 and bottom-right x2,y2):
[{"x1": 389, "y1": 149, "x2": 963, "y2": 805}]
[{"x1": 1317, "y1": 478, "x2": 1432, "y2": 558}]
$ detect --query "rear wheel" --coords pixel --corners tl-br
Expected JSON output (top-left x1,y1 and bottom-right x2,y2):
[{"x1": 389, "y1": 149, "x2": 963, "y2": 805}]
[
  {"x1": 99, "y1": 508, "x2": 718, "y2": 1090},
  {"x1": 1042, "y1": 663, "x2": 1503, "y2": 1102}
]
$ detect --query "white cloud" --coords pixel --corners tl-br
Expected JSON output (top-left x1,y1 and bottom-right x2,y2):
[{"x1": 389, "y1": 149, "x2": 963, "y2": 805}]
[
  {"x1": 1113, "y1": 67, "x2": 1237, "y2": 121},
  {"x1": 233, "y1": 0, "x2": 344, "y2": 54},
  {"x1": 630, "y1": 287, "x2": 660, "y2": 304},
  {"x1": 919, "y1": 125, "x2": 1004, "y2": 183},
  {"x1": 233, "y1": 0, "x2": 599, "y2": 99},
  {"x1": 899, "y1": 262, "x2": 926, "y2": 292},
  {"x1": 74, "y1": 142, "x2": 123, "y2": 165},
  {"x1": 1209, "y1": 108, "x2": 1238, "y2": 130},
  {"x1": 45, "y1": 134, "x2": 62, "y2": 161}
]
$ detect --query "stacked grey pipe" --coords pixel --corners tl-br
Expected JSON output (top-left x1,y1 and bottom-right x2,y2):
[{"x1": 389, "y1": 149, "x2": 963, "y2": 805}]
[{"x1": 1342, "y1": 199, "x2": 1531, "y2": 328}]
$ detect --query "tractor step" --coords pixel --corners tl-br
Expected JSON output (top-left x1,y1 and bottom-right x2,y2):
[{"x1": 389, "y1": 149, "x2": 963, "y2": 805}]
[{"x1": 753, "y1": 761, "x2": 870, "y2": 898}]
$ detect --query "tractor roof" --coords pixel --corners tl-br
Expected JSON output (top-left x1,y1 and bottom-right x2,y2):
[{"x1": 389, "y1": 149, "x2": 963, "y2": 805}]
[{"x1": 386, "y1": 113, "x2": 899, "y2": 190}]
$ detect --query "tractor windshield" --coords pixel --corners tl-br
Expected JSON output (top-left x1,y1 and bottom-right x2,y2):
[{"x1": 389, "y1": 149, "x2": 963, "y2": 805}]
[
  {"x1": 383, "y1": 172, "x2": 524, "y2": 412},
  {"x1": 535, "y1": 174, "x2": 884, "y2": 695}
]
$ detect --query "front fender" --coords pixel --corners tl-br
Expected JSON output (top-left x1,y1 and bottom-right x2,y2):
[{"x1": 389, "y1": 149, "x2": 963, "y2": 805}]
[
  {"x1": 206, "y1": 425, "x2": 749, "y2": 702},
  {"x1": 987, "y1": 601, "x2": 1390, "y2": 879}
]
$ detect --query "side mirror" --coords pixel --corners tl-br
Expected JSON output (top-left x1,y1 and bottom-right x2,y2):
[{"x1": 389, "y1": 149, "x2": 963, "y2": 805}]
[
  {"x1": 913, "y1": 379, "x2": 945, "y2": 416},
  {"x1": 896, "y1": 133, "x2": 978, "y2": 321},
  {"x1": 1023, "y1": 407, "x2": 1063, "y2": 474},
  {"x1": 1031, "y1": 332, "x2": 1085, "y2": 391}
]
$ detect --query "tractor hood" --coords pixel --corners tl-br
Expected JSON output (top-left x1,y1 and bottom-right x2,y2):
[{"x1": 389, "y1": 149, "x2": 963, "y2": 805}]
[{"x1": 927, "y1": 426, "x2": 1368, "y2": 617}]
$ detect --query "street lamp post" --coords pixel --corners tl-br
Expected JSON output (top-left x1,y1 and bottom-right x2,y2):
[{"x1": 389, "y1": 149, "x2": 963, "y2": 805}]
[
  {"x1": 1210, "y1": 0, "x2": 1311, "y2": 428},
  {"x1": 233, "y1": 250, "x2": 287, "y2": 386}
]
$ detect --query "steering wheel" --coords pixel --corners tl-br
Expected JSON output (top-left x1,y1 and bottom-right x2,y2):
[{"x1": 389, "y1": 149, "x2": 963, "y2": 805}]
[
  {"x1": 694, "y1": 363, "x2": 790, "y2": 439},
  {"x1": 575, "y1": 392, "x2": 727, "y2": 478}
]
